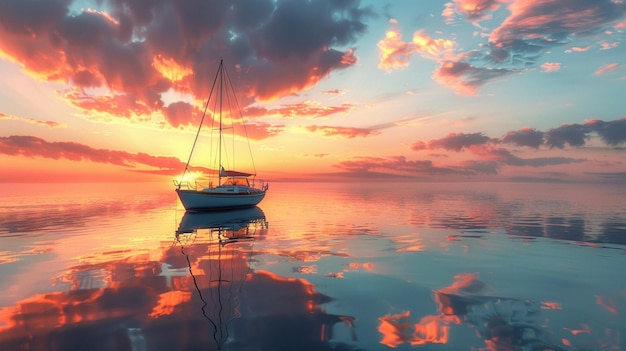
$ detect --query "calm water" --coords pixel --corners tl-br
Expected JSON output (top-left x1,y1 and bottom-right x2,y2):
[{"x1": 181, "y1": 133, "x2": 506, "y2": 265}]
[{"x1": 0, "y1": 181, "x2": 625, "y2": 351}]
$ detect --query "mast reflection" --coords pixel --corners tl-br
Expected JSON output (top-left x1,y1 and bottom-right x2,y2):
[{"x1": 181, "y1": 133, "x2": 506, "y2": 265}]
[
  {"x1": 175, "y1": 207, "x2": 268, "y2": 350},
  {"x1": 175, "y1": 207, "x2": 360, "y2": 351}
]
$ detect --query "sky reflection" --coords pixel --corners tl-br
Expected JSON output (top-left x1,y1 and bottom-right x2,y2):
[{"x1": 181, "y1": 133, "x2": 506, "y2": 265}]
[
  {"x1": 0, "y1": 208, "x2": 360, "y2": 351},
  {"x1": 0, "y1": 182, "x2": 624, "y2": 350}
]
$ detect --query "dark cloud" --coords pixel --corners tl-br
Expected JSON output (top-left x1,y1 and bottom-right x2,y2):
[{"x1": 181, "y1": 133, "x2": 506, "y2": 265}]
[
  {"x1": 460, "y1": 160, "x2": 501, "y2": 175},
  {"x1": 434, "y1": 61, "x2": 516, "y2": 95},
  {"x1": 585, "y1": 172, "x2": 626, "y2": 180},
  {"x1": 544, "y1": 123, "x2": 589, "y2": 148},
  {"x1": 502, "y1": 128, "x2": 545, "y2": 148},
  {"x1": 0, "y1": 0, "x2": 371, "y2": 121},
  {"x1": 403, "y1": 118, "x2": 618, "y2": 176},
  {"x1": 252, "y1": 0, "x2": 368, "y2": 60},
  {"x1": 412, "y1": 132, "x2": 493, "y2": 152},
  {"x1": 335, "y1": 156, "x2": 470, "y2": 176},
  {"x1": 585, "y1": 118, "x2": 626, "y2": 146},
  {"x1": 471, "y1": 146, "x2": 585, "y2": 167},
  {"x1": 414, "y1": 118, "x2": 626, "y2": 152},
  {"x1": 486, "y1": 0, "x2": 625, "y2": 68},
  {"x1": 500, "y1": 118, "x2": 626, "y2": 149}
]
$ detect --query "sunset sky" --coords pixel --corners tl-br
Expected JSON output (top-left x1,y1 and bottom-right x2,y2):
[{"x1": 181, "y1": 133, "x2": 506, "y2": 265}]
[{"x1": 1, "y1": 0, "x2": 625, "y2": 183}]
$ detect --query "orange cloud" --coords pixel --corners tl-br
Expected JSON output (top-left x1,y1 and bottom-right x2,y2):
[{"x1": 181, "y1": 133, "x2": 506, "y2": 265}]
[
  {"x1": 0, "y1": 112, "x2": 66, "y2": 128},
  {"x1": 151, "y1": 54, "x2": 192, "y2": 83},
  {"x1": 452, "y1": 0, "x2": 505, "y2": 21},
  {"x1": 378, "y1": 311, "x2": 449, "y2": 348},
  {"x1": 378, "y1": 19, "x2": 457, "y2": 72}
]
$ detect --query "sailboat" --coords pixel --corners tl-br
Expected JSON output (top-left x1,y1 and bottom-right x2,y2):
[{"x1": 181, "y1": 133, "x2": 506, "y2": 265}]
[{"x1": 175, "y1": 59, "x2": 268, "y2": 211}]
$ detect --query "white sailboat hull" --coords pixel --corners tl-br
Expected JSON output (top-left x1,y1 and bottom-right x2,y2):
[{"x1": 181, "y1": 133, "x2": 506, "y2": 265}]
[{"x1": 176, "y1": 189, "x2": 266, "y2": 211}]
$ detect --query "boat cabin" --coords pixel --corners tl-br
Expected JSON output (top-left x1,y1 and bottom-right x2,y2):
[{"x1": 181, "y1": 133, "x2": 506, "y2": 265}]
[{"x1": 221, "y1": 177, "x2": 251, "y2": 187}]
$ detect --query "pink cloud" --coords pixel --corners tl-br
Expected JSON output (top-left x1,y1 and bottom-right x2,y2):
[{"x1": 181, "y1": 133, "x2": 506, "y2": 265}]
[
  {"x1": 594, "y1": 63, "x2": 619, "y2": 75},
  {"x1": 161, "y1": 101, "x2": 283, "y2": 140},
  {"x1": 600, "y1": 41, "x2": 619, "y2": 50},
  {"x1": 0, "y1": 135, "x2": 186, "y2": 174},
  {"x1": 62, "y1": 89, "x2": 155, "y2": 119},
  {"x1": 244, "y1": 101, "x2": 353, "y2": 120},
  {"x1": 440, "y1": 0, "x2": 622, "y2": 96},
  {"x1": 489, "y1": 0, "x2": 625, "y2": 47},
  {"x1": 240, "y1": 122, "x2": 285, "y2": 141},
  {"x1": 306, "y1": 125, "x2": 379, "y2": 138},
  {"x1": 321, "y1": 89, "x2": 346, "y2": 95},
  {"x1": 565, "y1": 46, "x2": 591, "y2": 53},
  {"x1": 161, "y1": 101, "x2": 202, "y2": 128},
  {"x1": 541, "y1": 62, "x2": 561, "y2": 72}
]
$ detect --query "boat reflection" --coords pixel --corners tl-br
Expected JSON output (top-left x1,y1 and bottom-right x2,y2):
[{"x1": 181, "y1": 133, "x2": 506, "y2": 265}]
[
  {"x1": 176, "y1": 206, "x2": 268, "y2": 236},
  {"x1": 174, "y1": 207, "x2": 268, "y2": 349},
  {"x1": 175, "y1": 207, "x2": 359, "y2": 351},
  {"x1": 0, "y1": 208, "x2": 359, "y2": 351}
]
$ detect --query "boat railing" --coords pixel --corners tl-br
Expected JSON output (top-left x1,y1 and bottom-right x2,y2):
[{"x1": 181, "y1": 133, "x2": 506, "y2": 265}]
[
  {"x1": 252, "y1": 179, "x2": 269, "y2": 191},
  {"x1": 176, "y1": 178, "x2": 267, "y2": 192},
  {"x1": 173, "y1": 179, "x2": 204, "y2": 191}
]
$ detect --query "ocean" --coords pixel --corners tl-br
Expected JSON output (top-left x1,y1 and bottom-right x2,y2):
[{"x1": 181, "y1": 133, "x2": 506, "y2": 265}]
[{"x1": 0, "y1": 181, "x2": 624, "y2": 351}]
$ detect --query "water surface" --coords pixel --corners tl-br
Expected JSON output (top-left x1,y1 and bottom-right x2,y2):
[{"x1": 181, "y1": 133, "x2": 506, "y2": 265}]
[{"x1": 0, "y1": 181, "x2": 624, "y2": 350}]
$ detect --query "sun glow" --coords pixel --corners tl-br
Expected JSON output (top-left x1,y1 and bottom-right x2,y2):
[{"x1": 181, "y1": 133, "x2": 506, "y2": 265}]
[{"x1": 173, "y1": 171, "x2": 202, "y2": 186}]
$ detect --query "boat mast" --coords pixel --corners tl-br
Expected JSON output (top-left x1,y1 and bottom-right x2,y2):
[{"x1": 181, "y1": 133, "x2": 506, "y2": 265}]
[
  {"x1": 218, "y1": 58, "x2": 223, "y2": 186},
  {"x1": 177, "y1": 59, "x2": 222, "y2": 191}
]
